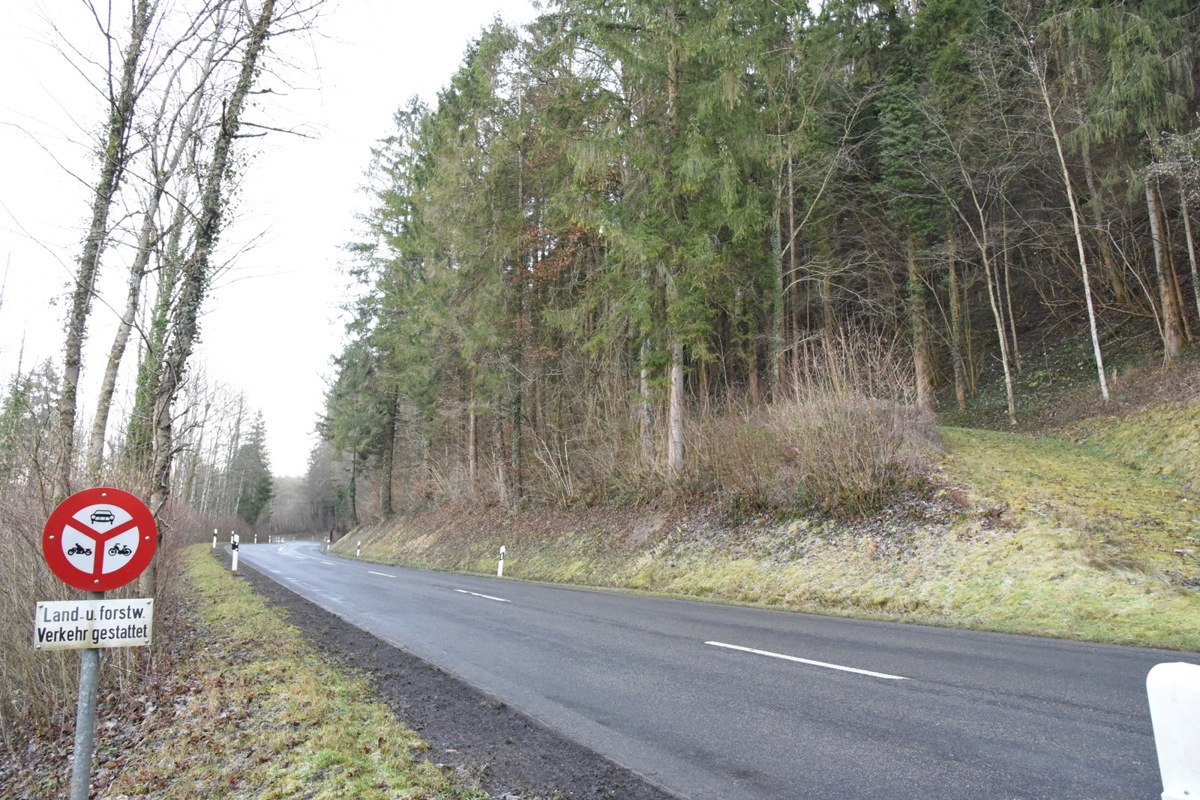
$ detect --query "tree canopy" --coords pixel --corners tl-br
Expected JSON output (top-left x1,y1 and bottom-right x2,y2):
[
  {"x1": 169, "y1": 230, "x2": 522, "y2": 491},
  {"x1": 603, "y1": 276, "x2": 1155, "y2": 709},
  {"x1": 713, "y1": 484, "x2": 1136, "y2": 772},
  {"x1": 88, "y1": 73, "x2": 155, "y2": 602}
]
[{"x1": 317, "y1": 0, "x2": 1199, "y2": 517}]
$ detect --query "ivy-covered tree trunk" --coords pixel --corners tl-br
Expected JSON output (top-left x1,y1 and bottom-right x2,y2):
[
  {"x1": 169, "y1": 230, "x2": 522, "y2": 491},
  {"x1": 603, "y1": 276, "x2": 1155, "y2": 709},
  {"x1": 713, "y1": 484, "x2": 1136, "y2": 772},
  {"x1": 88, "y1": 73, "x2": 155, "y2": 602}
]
[
  {"x1": 55, "y1": 0, "x2": 154, "y2": 500},
  {"x1": 87, "y1": 25, "x2": 226, "y2": 482},
  {"x1": 145, "y1": 0, "x2": 278, "y2": 596},
  {"x1": 126, "y1": 191, "x2": 187, "y2": 477}
]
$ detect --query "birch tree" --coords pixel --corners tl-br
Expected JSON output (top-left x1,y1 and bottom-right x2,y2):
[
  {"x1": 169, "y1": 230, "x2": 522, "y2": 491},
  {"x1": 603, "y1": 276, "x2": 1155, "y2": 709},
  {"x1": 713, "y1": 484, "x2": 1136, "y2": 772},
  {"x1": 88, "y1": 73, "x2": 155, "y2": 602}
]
[{"x1": 1018, "y1": 9, "x2": 1109, "y2": 401}]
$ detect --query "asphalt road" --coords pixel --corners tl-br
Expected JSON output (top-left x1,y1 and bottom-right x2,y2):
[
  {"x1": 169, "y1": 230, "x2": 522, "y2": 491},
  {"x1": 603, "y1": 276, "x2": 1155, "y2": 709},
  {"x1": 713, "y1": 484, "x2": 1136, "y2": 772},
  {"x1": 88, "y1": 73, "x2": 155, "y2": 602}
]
[{"x1": 235, "y1": 541, "x2": 1190, "y2": 800}]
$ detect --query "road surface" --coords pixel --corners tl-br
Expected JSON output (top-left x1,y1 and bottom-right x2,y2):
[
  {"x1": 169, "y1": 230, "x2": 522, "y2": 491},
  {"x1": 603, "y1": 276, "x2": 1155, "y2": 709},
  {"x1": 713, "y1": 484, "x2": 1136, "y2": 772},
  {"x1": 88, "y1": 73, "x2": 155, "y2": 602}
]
[{"x1": 236, "y1": 541, "x2": 1188, "y2": 799}]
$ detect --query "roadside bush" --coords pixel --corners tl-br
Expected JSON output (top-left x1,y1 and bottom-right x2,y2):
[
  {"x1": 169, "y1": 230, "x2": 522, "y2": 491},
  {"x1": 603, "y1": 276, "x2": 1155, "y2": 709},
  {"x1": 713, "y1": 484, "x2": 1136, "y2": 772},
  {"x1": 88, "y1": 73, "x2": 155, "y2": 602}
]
[
  {"x1": 0, "y1": 487, "x2": 76, "y2": 748},
  {"x1": 0, "y1": 484, "x2": 196, "y2": 755},
  {"x1": 694, "y1": 333, "x2": 938, "y2": 517}
]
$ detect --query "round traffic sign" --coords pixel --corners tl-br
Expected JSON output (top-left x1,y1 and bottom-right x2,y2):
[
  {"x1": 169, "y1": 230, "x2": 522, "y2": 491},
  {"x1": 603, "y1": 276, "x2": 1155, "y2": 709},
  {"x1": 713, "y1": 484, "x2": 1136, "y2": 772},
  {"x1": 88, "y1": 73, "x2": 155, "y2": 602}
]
[{"x1": 42, "y1": 487, "x2": 157, "y2": 592}]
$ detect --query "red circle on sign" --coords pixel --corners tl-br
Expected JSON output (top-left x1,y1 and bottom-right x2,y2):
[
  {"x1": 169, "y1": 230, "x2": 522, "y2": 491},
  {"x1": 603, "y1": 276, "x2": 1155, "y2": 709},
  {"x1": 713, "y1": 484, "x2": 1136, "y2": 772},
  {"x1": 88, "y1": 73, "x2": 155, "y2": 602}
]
[{"x1": 42, "y1": 487, "x2": 157, "y2": 592}]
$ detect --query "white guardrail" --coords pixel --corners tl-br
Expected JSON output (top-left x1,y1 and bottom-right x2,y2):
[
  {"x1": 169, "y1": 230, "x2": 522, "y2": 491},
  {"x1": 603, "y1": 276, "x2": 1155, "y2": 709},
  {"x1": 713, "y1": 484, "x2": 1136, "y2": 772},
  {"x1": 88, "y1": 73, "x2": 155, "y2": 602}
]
[{"x1": 1147, "y1": 662, "x2": 1200, "y2": 800}]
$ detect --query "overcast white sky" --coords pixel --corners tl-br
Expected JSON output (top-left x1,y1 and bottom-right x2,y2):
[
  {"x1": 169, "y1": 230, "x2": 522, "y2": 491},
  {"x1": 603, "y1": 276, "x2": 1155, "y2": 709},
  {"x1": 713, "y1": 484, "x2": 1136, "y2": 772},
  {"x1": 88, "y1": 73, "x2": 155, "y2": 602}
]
[{"x1": 0, "y1": 0, "x2": 539, "y2": 476}]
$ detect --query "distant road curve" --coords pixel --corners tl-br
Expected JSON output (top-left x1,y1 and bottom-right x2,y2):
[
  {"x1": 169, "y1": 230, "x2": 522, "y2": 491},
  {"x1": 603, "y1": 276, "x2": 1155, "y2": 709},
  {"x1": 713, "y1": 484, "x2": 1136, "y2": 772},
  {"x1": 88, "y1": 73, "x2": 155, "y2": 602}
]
[{"x1": 237, "y1": 541, "x2": 1190, "y2": 800}]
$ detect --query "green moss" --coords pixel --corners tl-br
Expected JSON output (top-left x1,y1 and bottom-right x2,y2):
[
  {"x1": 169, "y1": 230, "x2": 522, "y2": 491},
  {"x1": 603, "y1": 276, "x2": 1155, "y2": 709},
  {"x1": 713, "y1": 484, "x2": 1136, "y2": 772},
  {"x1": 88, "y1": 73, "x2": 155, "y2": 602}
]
[{"x1": 1064, "y1": 401, "x2": 1200, "y2": 489}]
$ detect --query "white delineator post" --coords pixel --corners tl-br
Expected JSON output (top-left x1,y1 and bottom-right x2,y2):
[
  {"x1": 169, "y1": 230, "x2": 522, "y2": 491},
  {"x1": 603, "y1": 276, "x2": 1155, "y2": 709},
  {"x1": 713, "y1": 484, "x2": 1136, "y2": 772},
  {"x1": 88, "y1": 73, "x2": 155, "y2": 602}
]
[
  {"x1": 1147, "y1": 662, "x2": 1200, "y2": 800},
  {"x1": 498, "y1": 545, "x2": 506, "y2": 577},
  {"x1": 212, "y1": 528, "x2": 217, "y2": 548},
  {"x1": 230, "y1": 532, "x2": 240, "y2": 572},
  {"x1": 356, "y1": 541, "x2": 361, "y2": 558}
]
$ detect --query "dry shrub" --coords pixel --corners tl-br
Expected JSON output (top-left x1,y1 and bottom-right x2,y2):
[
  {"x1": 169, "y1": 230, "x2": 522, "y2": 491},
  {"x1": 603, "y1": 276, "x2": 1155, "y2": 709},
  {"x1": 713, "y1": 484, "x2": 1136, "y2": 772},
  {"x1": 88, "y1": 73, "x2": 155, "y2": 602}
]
[
  {"x1": 697, "y1": 332, "x2": 938, "y2": 516},
  {"x1": 0, "y1": 487, "x2": 195, "y2": 754},
  {"x1": 0, "y1": 487, "x2": 77, "y2": 748},
  {"x1": 769, "y1": 392, "x2": 934, "y2": 515}
]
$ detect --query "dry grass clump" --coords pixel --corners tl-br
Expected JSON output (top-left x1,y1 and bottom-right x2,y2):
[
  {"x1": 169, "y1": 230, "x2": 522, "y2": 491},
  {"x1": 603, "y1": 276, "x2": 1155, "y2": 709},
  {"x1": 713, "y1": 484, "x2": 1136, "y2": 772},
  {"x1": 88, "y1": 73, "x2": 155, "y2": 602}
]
[
  {"x1": 0, "y1": 489, "x2": 84, "y2": 747},
  {"x1": 694, "y1": 334, "x2": 938, "y2": 517}
]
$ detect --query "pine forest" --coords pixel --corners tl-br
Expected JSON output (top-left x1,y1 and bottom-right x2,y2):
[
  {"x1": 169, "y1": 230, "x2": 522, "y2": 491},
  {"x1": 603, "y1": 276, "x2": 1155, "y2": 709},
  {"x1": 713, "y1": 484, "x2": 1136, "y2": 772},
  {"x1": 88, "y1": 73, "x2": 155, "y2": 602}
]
[{"x1": 318, "y1": 0, "x2": 1200, "y2": 523}]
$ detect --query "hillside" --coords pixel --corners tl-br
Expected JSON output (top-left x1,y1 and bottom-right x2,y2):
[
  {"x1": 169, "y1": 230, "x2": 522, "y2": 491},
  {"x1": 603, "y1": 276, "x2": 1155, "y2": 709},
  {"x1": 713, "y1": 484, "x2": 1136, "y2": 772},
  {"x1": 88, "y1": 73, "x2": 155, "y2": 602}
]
[{"x1": 332, "y1": 354, "x2": 1200, "y2": 653}]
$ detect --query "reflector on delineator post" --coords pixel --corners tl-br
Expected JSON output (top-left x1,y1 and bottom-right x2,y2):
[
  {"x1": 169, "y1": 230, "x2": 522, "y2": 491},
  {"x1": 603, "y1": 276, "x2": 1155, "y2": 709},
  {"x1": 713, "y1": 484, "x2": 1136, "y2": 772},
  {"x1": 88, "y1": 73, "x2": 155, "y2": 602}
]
[{"x1": 1147, "y1": 662, "x2": 1200, "y2": 800}]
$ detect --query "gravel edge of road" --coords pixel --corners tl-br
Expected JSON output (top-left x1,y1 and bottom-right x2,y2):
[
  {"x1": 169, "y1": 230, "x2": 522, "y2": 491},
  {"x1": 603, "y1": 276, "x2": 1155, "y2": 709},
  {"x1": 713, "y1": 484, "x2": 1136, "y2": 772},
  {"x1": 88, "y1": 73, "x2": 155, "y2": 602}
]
[{"x1": 228, "y1": 552, "x2": 680, "y2": 800}]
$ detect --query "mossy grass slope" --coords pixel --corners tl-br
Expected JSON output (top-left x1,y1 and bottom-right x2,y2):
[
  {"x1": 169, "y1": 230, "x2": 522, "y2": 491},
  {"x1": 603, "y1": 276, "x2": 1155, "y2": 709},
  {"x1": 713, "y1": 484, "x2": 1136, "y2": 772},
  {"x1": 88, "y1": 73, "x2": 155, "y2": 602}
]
[{"x1": 334, "y1": 415, "x2": 1200, "y2": 652}]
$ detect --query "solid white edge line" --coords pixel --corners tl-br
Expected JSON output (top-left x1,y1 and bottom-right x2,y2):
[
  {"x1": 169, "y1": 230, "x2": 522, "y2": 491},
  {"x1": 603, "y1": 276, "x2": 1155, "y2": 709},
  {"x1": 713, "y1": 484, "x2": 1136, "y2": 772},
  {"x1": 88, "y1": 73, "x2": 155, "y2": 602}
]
[
  {"x1": 454, "y1": 589, "x2": 511, "y2": 603},
  {"x1": 368, "y1": 571, "x2": 397, "y2": 578},
  {"x1": 321, "y1": 561, "x2": 335, "y2": 566},
  {"x1": 706, "y1": 641, "x2": 909, "y2": 681}
]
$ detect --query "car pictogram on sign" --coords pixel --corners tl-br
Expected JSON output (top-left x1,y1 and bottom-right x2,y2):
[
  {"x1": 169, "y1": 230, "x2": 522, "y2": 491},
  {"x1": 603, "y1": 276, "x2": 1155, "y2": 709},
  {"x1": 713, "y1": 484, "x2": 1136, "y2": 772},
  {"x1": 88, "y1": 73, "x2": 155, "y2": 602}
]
[{"x1": 90, "y1": 509, "x2": 116, "y2": 525}]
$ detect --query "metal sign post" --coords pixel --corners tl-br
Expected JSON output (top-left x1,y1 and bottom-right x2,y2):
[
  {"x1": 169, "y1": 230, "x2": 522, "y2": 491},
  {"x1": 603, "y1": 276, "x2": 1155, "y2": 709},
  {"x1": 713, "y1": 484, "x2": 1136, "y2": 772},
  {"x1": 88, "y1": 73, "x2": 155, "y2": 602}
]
[
  {"x1": 69, "y1": 591, "x2": 102, "y2": 800},
  {"x1": 40, "y1": 487, "x2": 157, "y2": 800}
]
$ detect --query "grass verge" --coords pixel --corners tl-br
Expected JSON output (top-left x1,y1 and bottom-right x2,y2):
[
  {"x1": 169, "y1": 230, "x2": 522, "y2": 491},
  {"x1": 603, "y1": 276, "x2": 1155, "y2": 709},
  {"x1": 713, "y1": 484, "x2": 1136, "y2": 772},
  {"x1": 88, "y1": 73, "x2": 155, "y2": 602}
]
[{"x1": 99, "y1": 545, "x2": 478, "y2": 800}]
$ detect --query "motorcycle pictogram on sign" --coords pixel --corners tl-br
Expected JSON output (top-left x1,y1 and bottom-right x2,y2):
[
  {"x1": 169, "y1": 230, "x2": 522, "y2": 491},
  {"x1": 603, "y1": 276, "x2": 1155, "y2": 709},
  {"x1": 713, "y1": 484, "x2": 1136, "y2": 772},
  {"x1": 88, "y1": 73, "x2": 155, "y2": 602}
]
[{"x1": 42, "y1": 488, "x2": 157, "y2": 592}]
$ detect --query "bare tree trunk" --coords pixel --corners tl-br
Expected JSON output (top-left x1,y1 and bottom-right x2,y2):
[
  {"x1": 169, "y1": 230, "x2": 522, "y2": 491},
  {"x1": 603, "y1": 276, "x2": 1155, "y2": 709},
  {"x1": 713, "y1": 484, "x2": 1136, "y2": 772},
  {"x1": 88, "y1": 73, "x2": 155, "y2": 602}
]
[
  {"x1": 379, "y1": 389, "x2": 396, "y2": 518},
  {"x1": 638, "y1": 337, "x2": 655, "y2": 471},
  {"x1": 949, "y1": 150, "x2": 1015, "y2": 423},
  {"x1": 1182, "y1": 190, "x2": 1200, "y2": 322},
  {"x1": 981, "y1": 246, "x2": 1017, "y2": 426},
  {"x1": 509, "y1": 388, "x2": 523, "y2": 510},
  {"x1": 1146, "y1": 178, "x2": 1186, "y2": 361},
  {"x1": 494, "y1": 413, "x2": 509, "y2": 508},
  {"x1": 769, "y1": 177, "x2": 784, "y2": 400},
  {"x1": 468, "y1": 388, "x2": 478, "y2": 488},
  {"x1": 1068, "y1": 45, "x2": 1129, "y2": 309},
  {"x1": 667, "y1": 340, "x2": 684, "y2": 480},
  {"x1": 1029, "y1": 45, "x2": 1109, "y2": 400},
  {"x1": 1080, "y1": 139, "x2": 1128, "y2": 306},
  {"x1": 947, "y1": 227, "x2": 967, "y2": 413},
  {"x1": 347, "y1": 457, "x2": 359, "y2": 528},
  {"x1": 1002, "y1": 205, "x2": 1021, "y2": 374},
  {"x1": 907, "y1": 237, "x2": 934, "y2": 416},
  {"x1": 56, "y1": 0, "x2": 154, "y2": 500}
]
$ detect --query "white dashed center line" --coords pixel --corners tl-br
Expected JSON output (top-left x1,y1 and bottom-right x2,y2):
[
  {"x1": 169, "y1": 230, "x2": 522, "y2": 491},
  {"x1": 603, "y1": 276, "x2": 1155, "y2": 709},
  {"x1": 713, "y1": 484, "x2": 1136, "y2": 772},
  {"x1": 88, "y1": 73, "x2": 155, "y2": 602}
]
[
  {"x1": 706, "y1": 641, "x2": 909, "y2": 681},
  {"x1": 454, "y1": 589, "x2": 511, "y2": 603}
]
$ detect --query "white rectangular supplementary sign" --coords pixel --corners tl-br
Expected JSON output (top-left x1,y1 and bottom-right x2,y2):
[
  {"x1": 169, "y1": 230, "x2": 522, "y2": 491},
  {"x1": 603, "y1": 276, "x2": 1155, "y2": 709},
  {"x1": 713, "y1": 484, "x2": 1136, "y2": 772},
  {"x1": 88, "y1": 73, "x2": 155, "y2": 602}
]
[{"x1": 34, "y1": 598, "x2": 154, "y2": 650}]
